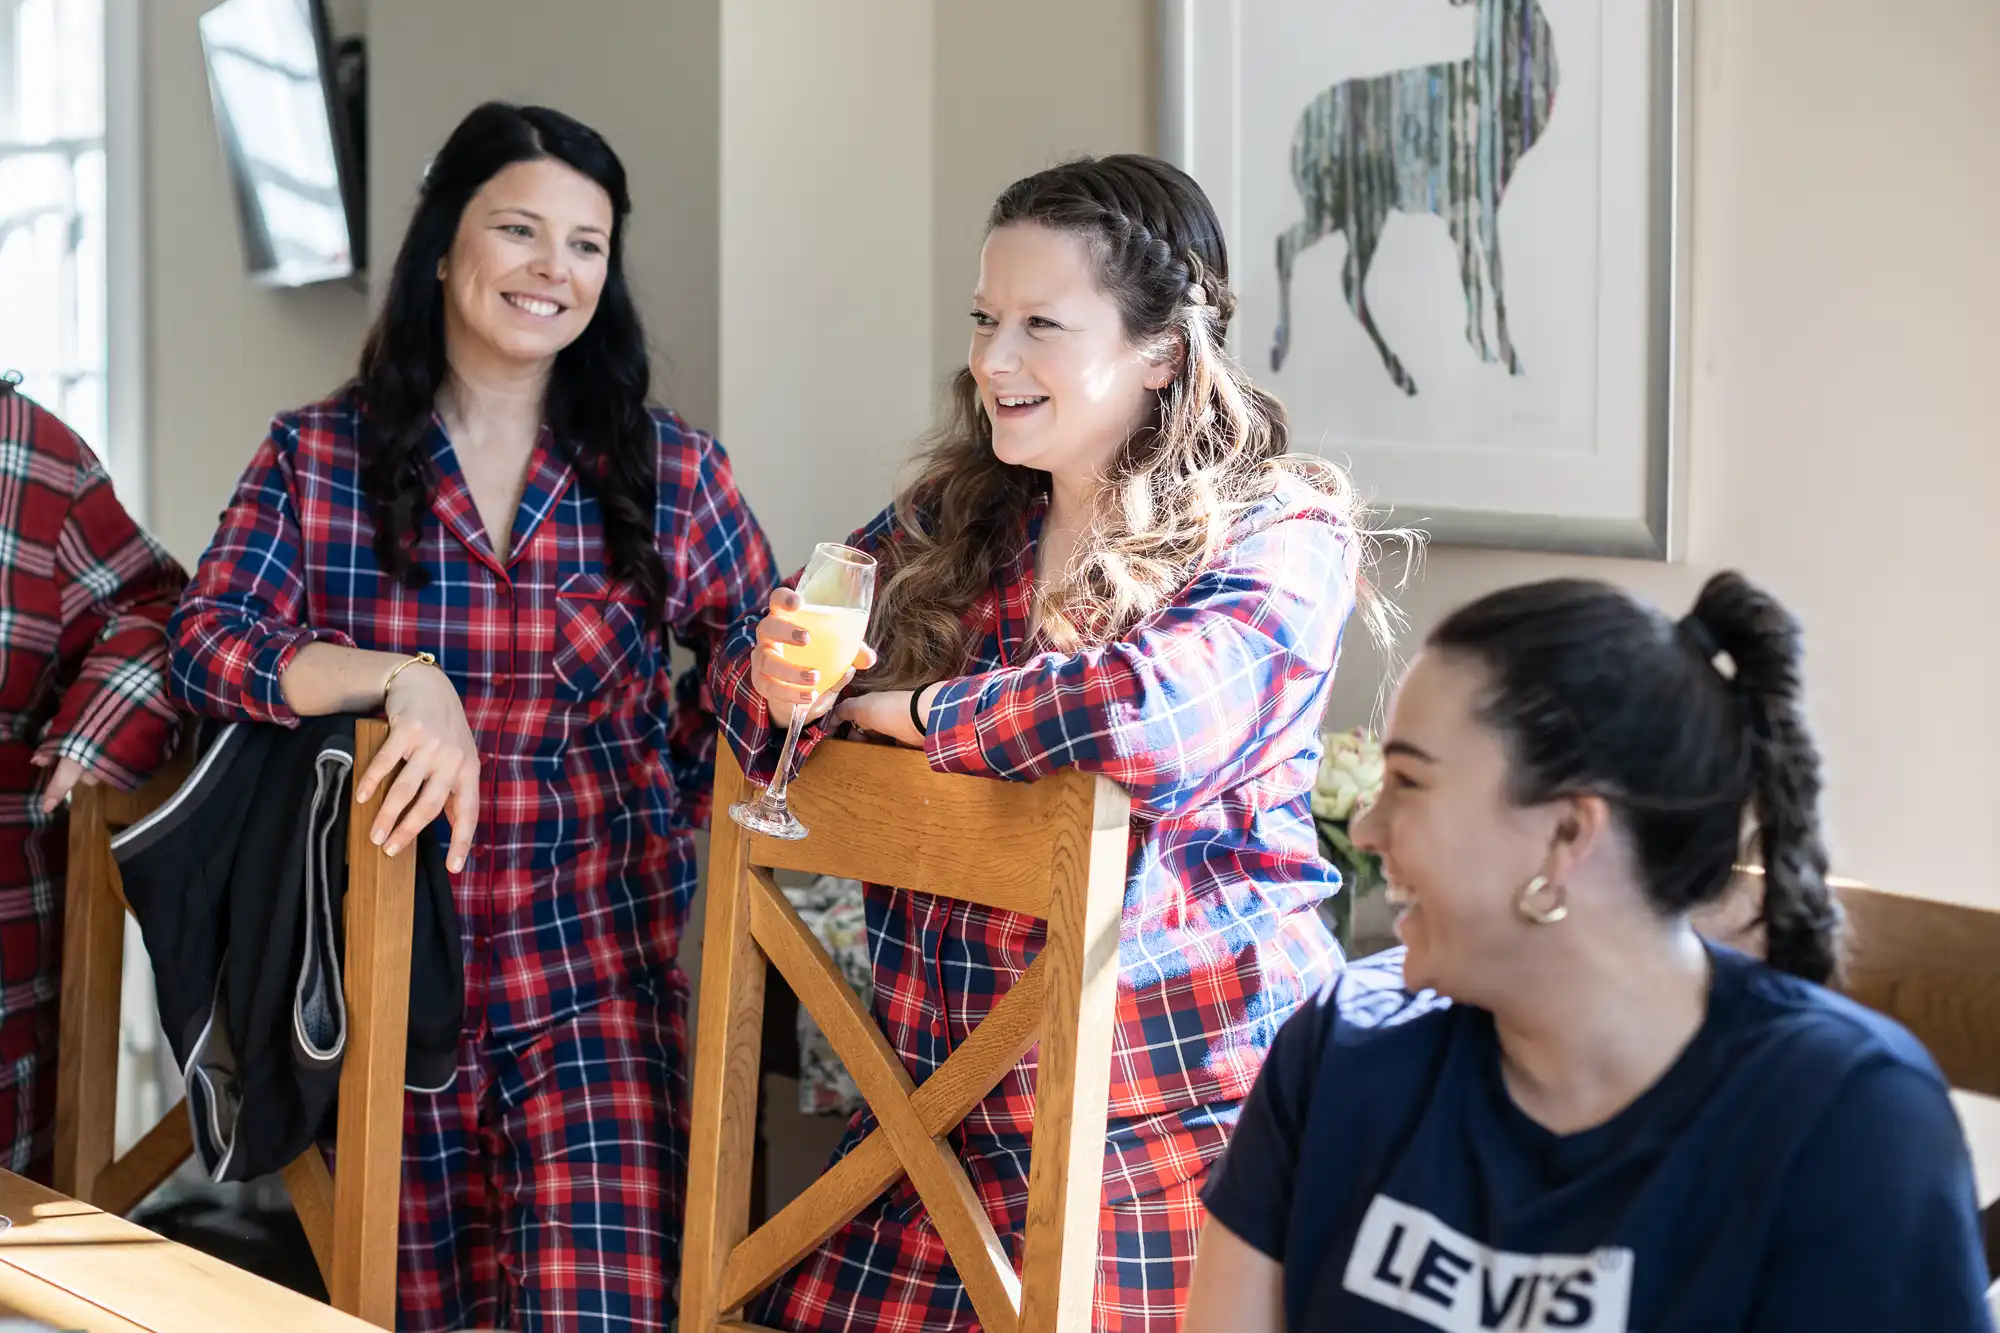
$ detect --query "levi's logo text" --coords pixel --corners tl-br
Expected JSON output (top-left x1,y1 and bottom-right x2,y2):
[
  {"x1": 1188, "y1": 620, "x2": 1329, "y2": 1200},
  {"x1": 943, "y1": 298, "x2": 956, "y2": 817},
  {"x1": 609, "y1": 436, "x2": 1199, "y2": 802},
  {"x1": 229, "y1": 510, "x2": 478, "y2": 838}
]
[{"x1": 1342, "y1": 1196, "x2": 1633, "y2": 1332}]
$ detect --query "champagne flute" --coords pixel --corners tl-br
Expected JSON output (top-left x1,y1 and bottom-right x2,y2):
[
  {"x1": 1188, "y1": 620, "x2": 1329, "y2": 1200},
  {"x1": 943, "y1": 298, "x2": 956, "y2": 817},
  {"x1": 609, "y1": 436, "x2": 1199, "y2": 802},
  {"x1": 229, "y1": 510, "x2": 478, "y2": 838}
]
[{"x1": 729, "y1": 542, "x2": 877, "y2": 840}]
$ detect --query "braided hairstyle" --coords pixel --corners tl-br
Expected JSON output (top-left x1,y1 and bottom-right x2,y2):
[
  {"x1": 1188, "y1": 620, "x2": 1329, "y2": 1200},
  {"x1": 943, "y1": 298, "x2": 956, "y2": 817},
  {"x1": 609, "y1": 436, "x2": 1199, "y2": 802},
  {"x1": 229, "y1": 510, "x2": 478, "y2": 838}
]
[
  {"x1": 1429, "y1": 571, "x2": 1842, "y2": 984},
  {"x1": 866, "y1": 154, "x2": 1400, "y2": 688},
  {"x1": 352, "y1": 102, "x2": 668, "y2": 625}
]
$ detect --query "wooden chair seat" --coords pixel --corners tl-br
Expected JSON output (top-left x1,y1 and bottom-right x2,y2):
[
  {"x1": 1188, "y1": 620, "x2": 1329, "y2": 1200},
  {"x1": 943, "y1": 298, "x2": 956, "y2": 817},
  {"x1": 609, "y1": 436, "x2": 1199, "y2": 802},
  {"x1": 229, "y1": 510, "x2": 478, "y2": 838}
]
[
  {"x1": 53, "y1": 718, "x2": 418, "y2": 1327},
  {"x1": 682, "y1": 740, "x2": 1131, "y2": 1333}
]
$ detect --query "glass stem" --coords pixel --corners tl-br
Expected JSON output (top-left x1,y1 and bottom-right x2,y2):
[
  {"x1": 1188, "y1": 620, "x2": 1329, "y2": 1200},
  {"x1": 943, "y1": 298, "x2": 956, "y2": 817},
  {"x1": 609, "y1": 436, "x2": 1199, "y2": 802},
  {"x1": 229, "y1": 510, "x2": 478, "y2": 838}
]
[{"x1": 763, "y1": 701, "x2": 812, "y2": 806}]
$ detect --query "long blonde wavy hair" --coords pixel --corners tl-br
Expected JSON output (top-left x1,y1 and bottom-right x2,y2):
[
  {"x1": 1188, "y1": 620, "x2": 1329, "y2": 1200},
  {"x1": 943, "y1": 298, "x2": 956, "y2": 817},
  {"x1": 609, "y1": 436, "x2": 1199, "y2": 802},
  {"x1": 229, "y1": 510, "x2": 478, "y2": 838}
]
[{"x1": 866, "y1": 155, "x2": 1407, "y2": 690}]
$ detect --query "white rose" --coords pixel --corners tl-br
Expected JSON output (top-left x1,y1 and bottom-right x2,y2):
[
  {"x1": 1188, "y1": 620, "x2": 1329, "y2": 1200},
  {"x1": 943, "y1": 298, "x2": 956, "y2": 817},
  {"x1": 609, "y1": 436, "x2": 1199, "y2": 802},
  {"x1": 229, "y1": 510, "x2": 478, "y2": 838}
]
[{"x1": 1313, "y1": 771, "x2": 1360, "y2": 821}]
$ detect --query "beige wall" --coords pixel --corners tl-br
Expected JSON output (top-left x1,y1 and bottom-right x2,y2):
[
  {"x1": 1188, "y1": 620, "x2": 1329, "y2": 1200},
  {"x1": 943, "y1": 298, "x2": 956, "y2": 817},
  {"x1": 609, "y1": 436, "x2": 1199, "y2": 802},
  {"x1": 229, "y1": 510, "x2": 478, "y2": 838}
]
[
  {"x1": 804, "y1": 0, "x2": 2000, "y2": 910},
  {"x1": 717, "y1": 0, "x2": 936, "y2": 575},
  {"x1": 929, "y1": 3, "x2": 1157, "y2": 385},
  {"x1": 144, "y1": 0, "x2": 371, "y2": 564},
  {"x1": 1316, "y1": 0, "x2": 2000, "y2": 906},
  {"x1": 136, "y1": 0, "x2": 1999, "y2": 909},
  {"x1": 145, "y1": 0, "x2": 721, "y2": 565}
]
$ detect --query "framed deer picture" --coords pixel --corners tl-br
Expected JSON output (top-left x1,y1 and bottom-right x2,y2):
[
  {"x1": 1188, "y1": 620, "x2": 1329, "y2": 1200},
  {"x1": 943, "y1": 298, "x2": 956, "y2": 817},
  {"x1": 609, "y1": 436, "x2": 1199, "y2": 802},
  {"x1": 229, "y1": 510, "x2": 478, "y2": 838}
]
[{"x1": 1162, "y1": 0, "x2": 1691, "y2": 557}]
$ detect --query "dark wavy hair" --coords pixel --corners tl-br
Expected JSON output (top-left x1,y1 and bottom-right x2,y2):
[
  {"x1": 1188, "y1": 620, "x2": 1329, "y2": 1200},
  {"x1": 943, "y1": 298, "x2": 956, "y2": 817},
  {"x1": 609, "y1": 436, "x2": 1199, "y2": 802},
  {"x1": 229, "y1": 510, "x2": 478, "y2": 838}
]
[
  {"x1": 1430, "y1": 571, "x2": 1842, "y2": 985},
  {"x1": 353, "y1": 101, "x2": 666, "y2": 622}
]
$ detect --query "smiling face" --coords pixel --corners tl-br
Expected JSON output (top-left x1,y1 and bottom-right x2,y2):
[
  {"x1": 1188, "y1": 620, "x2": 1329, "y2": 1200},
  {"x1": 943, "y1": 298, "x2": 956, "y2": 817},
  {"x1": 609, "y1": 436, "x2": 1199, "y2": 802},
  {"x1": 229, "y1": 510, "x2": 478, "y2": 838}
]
[
  {"x1": 438, "y1": 157, "x2": 614, "y2": 375},
  {"x1": 966, "y1": 223, "x2": 1178, "y2": 484},
  {"x1": 1350, "y1": 650, "x2": 1578, "y2": 1002}
]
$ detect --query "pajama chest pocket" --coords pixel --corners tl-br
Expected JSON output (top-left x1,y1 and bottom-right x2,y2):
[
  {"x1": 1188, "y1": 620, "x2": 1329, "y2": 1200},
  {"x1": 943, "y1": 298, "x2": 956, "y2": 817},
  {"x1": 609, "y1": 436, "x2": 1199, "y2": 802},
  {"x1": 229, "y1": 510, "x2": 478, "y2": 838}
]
[{"x1": 553, "y1": 572, "x2": 650, "y2": 703}]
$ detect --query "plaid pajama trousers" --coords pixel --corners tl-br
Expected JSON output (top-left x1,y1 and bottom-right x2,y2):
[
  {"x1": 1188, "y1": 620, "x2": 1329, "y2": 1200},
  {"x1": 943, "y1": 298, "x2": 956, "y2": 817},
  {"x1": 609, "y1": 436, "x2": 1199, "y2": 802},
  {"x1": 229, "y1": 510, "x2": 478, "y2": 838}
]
[
  {"x1": 0, "y1": 799, "x2": 68, "y2": 1187},
  {"x1": 390, "y1": 973, "x2": 691, "y2": 1333},
  {"x1": 749, "y1": 1156, "x2": 1211, "y2": 1333},
  {"x1": 0, "y1": 993, "x2": 57, "y2": 1184}
]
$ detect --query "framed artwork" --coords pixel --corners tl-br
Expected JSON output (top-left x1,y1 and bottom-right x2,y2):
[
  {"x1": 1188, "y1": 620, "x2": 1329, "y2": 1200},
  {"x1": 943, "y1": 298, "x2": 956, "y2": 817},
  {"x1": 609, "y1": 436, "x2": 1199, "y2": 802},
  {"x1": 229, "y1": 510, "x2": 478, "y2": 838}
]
[{"x1": 1161, "y1": 0, "x2": 1691, "y2": 558}]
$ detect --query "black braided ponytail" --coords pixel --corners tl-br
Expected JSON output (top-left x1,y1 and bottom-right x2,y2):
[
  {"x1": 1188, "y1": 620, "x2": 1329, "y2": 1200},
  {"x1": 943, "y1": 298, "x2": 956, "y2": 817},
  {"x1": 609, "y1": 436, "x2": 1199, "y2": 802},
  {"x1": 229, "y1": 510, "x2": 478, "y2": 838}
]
[
  {"x1": 1430, "y1": 571, "x2": 1842, "y2": 985},
  {"x1": 1684, "y1": 573, "x2": 1842, "y2": 983}
]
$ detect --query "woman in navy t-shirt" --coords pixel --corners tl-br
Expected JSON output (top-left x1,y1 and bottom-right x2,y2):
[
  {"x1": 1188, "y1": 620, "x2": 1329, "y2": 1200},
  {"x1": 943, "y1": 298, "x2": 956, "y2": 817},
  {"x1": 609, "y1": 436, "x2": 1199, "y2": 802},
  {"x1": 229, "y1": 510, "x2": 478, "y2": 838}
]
[{"x1": 1190, "y1": 572, "x2": 1993, "y2": 1333}]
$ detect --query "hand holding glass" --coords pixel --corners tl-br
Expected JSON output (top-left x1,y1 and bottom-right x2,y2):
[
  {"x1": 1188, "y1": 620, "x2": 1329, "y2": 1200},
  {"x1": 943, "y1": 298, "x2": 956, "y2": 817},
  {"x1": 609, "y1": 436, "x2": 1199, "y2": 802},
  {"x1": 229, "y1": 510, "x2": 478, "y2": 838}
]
[{"x1": 729, "y1": 543, "x2": 876, "y2": 840}]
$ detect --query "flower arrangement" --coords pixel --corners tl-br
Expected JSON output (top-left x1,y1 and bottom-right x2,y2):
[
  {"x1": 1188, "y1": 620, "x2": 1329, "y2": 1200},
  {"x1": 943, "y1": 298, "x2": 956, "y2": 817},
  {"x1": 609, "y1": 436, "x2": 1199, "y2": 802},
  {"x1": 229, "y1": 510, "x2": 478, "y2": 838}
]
[{"x1": 1311, "y1": 727, "x2": 1385, "y2": 948}]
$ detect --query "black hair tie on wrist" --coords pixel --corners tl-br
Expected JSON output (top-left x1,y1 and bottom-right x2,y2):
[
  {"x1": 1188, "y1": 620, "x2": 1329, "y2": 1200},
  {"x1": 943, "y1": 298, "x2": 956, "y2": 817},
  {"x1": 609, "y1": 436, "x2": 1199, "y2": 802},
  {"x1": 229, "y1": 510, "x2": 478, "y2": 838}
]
[{"x1": 910, "y1": 686, "x2": 931, "y2": 738}]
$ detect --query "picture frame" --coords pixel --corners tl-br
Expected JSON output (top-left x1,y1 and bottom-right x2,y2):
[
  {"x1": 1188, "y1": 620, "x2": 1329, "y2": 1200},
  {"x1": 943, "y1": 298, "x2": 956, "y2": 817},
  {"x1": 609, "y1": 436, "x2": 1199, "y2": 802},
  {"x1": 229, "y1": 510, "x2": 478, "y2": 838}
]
[{"x1": 1161, "y1": 0, "x2": 1692, "y2": 558}]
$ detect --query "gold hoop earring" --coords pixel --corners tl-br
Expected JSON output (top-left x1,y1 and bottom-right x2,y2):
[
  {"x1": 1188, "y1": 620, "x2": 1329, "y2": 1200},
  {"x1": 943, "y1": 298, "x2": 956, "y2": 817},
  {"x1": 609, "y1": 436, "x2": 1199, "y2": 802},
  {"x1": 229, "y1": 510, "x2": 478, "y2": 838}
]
[{"x1": 1515, "y1": 875, "x2": 1569, "y2": 926}]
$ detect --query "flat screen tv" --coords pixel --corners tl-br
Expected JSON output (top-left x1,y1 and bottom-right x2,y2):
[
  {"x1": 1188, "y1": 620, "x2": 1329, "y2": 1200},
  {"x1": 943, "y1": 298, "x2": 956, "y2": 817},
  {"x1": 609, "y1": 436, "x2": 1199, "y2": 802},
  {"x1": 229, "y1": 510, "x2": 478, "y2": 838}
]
[{"x1": 198, "y1": 0, "x2": 365, "y2": 287}]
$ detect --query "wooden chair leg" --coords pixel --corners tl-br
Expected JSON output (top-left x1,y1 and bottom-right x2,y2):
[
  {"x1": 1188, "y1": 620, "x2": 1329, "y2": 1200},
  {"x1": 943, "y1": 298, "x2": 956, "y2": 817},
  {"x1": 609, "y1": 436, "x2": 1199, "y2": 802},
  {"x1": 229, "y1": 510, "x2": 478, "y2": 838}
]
[
  {"x1": 682, "y1": 774, "x2": 768, "y2": 1333},
  {"x1": 93, "y1": 1101, "x2": 193, "y2": 1217},
  {"x1": 1016, "y1": 778, "x2": 1129, "y2": 1333},
  {"x1": 284, "y1": 1148, "x2": 338, "y2": 1286},
  {"x1": 328, "y1": 720, "x2": 416, "y2": 1328},
  {"x1": 53, "y1": 791, "x2": 123, "y2": 1204}
]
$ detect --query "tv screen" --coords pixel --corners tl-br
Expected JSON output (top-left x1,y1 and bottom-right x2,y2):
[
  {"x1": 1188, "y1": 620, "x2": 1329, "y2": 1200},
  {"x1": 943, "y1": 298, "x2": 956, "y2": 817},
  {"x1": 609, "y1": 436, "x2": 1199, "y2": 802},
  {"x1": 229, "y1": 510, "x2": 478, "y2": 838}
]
[{"x1": 198, "y1": 0, "x2": 361, "y2": 287}]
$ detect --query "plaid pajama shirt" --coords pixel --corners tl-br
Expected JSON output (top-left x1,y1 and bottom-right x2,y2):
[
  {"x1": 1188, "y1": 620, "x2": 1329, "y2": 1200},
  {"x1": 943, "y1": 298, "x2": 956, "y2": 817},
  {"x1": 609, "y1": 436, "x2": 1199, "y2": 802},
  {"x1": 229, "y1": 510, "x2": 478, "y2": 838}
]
[
  {"x1": 0, "y1": 388, "x2": 184, "y2": 1182},
  {"x1": 712, "y1": 478, "x2": 1357, "y2": 1330},
  {"x1": 170, "y1": 392, "x2": 775, "y2": 1332}
]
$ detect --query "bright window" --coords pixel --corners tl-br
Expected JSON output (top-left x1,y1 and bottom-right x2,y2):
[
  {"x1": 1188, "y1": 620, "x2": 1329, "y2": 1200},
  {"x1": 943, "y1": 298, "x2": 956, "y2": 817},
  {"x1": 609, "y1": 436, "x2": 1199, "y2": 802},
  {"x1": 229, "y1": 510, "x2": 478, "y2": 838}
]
[{"x1": 0, "y1": 0, "x2": 106, "y2": 448}]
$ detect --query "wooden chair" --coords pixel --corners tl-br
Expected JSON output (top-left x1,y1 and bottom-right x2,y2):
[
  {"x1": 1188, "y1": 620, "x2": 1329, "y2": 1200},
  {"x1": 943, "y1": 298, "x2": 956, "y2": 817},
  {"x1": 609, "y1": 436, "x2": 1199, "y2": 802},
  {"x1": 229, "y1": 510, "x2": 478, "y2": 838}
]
[
  {"x1": 53, "y1": 718, "x2": 419, "y2": 1328},
  {"x1": 1831, "y1": 880, "x2": 2000, "y2": 1276},
  {"x1": 683, "y1": 740, "x2": 1131, "y2": 1333}
]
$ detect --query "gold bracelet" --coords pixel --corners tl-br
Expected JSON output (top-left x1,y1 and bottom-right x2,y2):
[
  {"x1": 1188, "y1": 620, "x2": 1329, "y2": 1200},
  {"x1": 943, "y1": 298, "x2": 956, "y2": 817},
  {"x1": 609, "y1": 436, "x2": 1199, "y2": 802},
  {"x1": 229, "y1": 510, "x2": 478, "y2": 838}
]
[{"x1": 383, "y1": 651, "x2": 438, "y2": 696}]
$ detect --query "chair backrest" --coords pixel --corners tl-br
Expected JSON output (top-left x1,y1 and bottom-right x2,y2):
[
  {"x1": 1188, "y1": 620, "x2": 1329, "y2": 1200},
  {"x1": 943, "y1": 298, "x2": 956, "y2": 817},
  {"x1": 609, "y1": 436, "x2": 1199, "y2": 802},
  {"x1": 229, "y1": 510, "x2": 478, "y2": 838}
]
[
  {"x1": 682, "y1": 740, "x2": 1131, "y2": 1333},
  {"x1": 53, "y1": 718, "x2": 417, "y2": 1329},
  {"x1": 1832, "y1": 882, "x2": 2000, "y2": 1101}
]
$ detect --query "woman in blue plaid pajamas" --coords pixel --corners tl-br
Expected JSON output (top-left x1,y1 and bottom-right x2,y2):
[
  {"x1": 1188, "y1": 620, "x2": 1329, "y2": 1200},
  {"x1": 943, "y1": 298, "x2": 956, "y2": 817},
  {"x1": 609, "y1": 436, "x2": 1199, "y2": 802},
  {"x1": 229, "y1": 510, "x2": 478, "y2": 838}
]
[{"x1": 714, "y1": 154, "x2": 1406, "y2": 1333}]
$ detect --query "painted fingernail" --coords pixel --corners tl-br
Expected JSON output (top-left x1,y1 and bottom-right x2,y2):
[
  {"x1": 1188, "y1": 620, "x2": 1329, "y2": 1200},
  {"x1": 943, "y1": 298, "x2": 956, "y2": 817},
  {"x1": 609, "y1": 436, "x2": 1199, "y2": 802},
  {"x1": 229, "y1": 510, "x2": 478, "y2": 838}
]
[
  {"x1": 371, "y1": 828, "x2": 385, "y2": 845},
  {"x1": 386, "y1": 842, "x2": 402, "y2": 857},
  {"x1": 449, "y1": 857, "x2": 465, "y2": 873}
]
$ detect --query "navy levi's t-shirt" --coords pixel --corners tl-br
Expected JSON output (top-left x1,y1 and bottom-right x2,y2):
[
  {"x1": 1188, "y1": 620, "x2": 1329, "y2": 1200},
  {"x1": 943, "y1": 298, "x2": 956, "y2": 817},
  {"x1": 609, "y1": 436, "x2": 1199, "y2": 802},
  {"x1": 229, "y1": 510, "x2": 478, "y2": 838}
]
[{"x1": 1202, "y1": 945, "x2": 1994, "y2": 1333}]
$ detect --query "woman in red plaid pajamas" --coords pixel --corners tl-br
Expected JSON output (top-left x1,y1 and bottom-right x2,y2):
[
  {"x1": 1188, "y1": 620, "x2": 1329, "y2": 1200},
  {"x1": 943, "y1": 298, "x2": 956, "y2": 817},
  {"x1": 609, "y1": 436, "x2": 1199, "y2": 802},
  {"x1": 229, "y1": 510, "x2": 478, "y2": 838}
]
[
  {"x1": 0, "y1": 377, "x2": 184, "y2": 1182},
  {"x1": 169, "y1": 105, "x2": 775, "y2": 1332},
  {"x1": 711, "y1": 155, "x2": 1401, "y2": 1332}
]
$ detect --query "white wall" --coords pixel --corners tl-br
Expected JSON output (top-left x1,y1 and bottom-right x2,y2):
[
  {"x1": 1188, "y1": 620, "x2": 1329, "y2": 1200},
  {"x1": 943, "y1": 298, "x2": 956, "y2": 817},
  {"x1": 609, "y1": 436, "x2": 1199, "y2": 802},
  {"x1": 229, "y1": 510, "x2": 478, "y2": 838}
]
[
  {"x1": 717, "y1": 0, "x2": 936, "y2": 574},
  {"x1": 1317, "y1": 0, "x2": 2000, "y2": 906},
  {"x1": 134, "y1": 0, "x2": 1999, "y2": 909},
  {"x1": 143, "y1": 0, "x2": 371, "y2": 564},
  {"x1": 713, "y1": 0, "x2": 1154, "y2": 574},
  {"x1": 145, "y1": 0, "x2": 721, "y2": 566},
  {"x1": 814, "y1": 0, "x2": 2000, "y2": 911},
  {"x1": 929, "y1": 4, "x2": 1157, "y2": 385}
]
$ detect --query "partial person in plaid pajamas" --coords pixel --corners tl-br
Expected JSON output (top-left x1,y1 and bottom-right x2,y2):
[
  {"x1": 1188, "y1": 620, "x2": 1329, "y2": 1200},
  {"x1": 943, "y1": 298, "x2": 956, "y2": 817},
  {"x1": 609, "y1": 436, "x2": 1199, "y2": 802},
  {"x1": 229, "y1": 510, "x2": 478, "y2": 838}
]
[
  {"x1": 711, "y1": 156, "x2": 1404, "y2": 1332},
  {"x1": 0, "y1": 376, "x2": 184, "y2": 1182},
  {"x1": 169, "y1": 105, "x2": 774, "y2": 1332}
]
